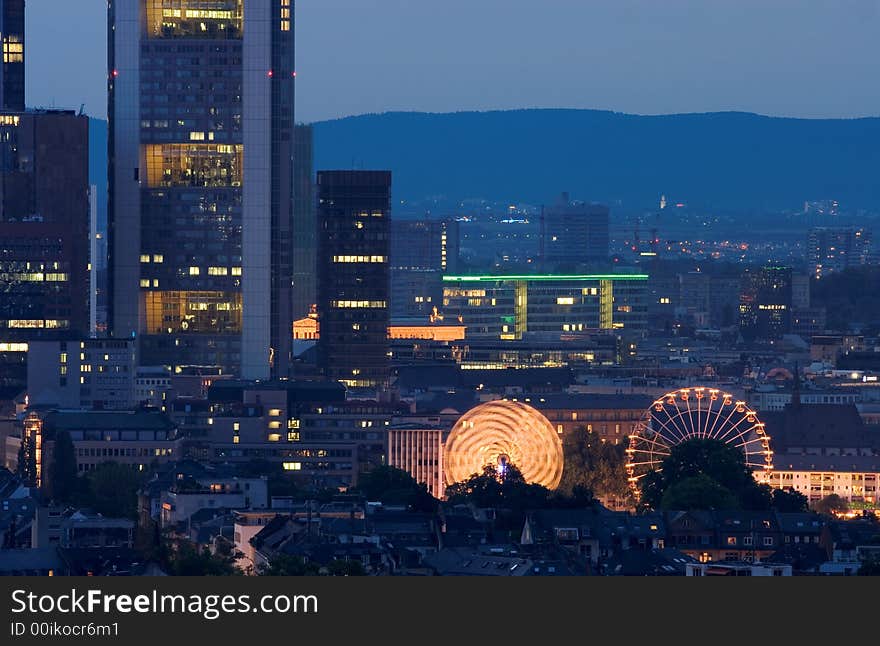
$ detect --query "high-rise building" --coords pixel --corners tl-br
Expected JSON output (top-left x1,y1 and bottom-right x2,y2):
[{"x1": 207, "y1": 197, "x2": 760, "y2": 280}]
[
  {"x1": 0, "y1": 0, "x2": 25, "y2": 112},
  {"x1": 542, "y1": 193, "x2": 609, "y2": 269},
  {"x1": 808, "y1": 227, "x2": 873, "y2": 279},
  {"x1": 292, "y1": 123, "x2": 315, "y2": 320},
  {"x1": 739, "y1": 266, "x2": 793, "y2": 341},
  {"x1": 390, "y1": 218, "x2": 459, "y2": 319},
  {"x1": 317, "y1": 170, "x2": 391, "y2": 389},
  {"x1": 108, "y1": 0, "x2": 295, "y2": 380},
  {"x1": 0, "y1": 110, "x2": 91, "y2": 340}
]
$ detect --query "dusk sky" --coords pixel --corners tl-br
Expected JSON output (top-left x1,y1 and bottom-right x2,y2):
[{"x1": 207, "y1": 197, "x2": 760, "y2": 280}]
[{"x1": 24, "y1": 0, "x2": 880, "y2": 122}]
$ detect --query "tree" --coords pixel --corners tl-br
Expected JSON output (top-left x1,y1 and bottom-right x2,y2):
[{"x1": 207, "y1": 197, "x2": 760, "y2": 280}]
[
  {"x1": 354, "y1": 465, "x2": 438, "y2": 512},
  {"x1": 640, "y1": 439, "x2": 772, "y2": 511},
  {"x1": 260, "y1": 555, "x2": 367, "y2": 576},
  {"x1": 167, "y1": 539, "x2": 241, "y2": 576},
  {"x1": 660, "y1": 474, "x2": 740, "y2": 511},
  {"x1": 812, "y1": 494, "x2": 848, "y2": 516},
  {"x1": 445, "y1": 464, "x2": 550, "y2": 511},
  {"x1": 260, "y1": 554, "x2": 318, "y2": 576},
  {"x1": 771, "y1": 488, "x2": 809, "y2": 513},
  {"x1": 559, "y1": 427, "x2": 631, "y2": 502},
  {"x1": 85, "y1": 462, "x2": 145, "y2": 519},
  {"x1": 16, "y1": 435, "x2": 36, "y2": 487},
  {"x1": 858, "y1": 557, "x2": 880, "y2": 576},
  {"x1": 47, "y1": 430, "x2": 78, "y2": 504}
]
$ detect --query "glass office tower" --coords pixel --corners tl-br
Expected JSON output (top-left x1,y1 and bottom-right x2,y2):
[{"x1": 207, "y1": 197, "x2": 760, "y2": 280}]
[
  {"x1": 109, "y1": 1, "x2": 294, "y2": 379},
  {"x1": 0, "y1": 0, "x2": 25, "y2": 112},
  {"x1": 317, "y1": 171, "x2": 392, "y2": 390}
]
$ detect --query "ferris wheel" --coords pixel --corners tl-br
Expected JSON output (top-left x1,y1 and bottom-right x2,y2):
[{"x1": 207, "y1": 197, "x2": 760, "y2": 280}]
[{"x1": 625, "y1": 388, "x2": 774, "y2": 496}]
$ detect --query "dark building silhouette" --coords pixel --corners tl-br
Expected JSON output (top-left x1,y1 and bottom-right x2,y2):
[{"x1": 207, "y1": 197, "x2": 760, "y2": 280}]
[
  {"x1": 542, "y1": 192, "x2": 609, "y2": 269},
  {"x1": 0, "y1": 0, "x2": 24, "y2": 112},
  {"x1": 0, "y1": 110, "x2": 91, "y2": 340},
  {"x1": 390, "y1": 218, "x2": 458, "y2": 318},
  {"x1": 108, "y1": 0, "x2": 295, "y2": 379},
  {"x1": 292, "y1": 124, "x2": 316, "y2": 321},
  {"x1": 739, "y1": 266, "x2": 792, "y2": 341},
  {"x1": 317, "y1": 171, "x2": 391, "y2": 389}
]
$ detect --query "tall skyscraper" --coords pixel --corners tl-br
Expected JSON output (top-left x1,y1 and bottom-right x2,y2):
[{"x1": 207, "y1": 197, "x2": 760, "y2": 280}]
[
  {"x1": 542, "y1": 193, "x2": 610, "y2": 269},
  {"x1": 108, "y1": 0, "x2": 295, "y2": 379},
  {"x1": 317, "y1": 171, "x2": 391, "y2": 390},
  {"x1": 0, "y1": 0, "x2": 25, "y2": 112},
  {"x1": 739, "y1": 266, "x2": 792, "y2": 342},
  {"x1": 0, "y1": 110, "x2": 90, "y2": 339},
  {"x1": 292, "y1": 123, "x2": 315, "y2": 320}
]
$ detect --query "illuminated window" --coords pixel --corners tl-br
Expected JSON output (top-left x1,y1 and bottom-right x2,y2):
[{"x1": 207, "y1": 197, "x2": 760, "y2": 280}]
[
  {"x1": 189, "y1": 267, "x2": 200, "y2": 276},
  {"x1": 3, "y1": 37, "x2": 23, "y2": 63},
  {"x1": 143, "y1": 143, "x2": 243, "y2": 188},
  {"x1": 231, "y1": 267, "x2": 242, "y2": 276},
  {"x1": 659, "y1": 297, "x2": 671, "y2": 304},
  {"x1": 233, "y1": 422, "x2": 240, "y2": 431},
  {"x1": 268, "y1": 433, "x2": 281, "y2": 442},
  {"x1": 282, "y1": 462, "x2": 302, "y2": 471},
  {"x1": 140, "y1": 255, "x2": 151, "y2": 263},
  {"x1": 208, "y1": 266, "x2": 228, "y2": 276},
  {"x1": 153, "y1": 254, "x2": 164, "y2": 263},
  {"x1": 232, "y1": 435, "x2": 240, "y2": 444},
  {"x1": 189, "y1": 131, "x2": 206, "y2": 141},
  {"x1": 268, "y1": 421, "x2": 282, "y2": 430},
  {"x1": 268, "y1": 409, "x2": 282, "y2": 417},
  {"x1": 556, "y1": 296, "x2": 575, "y2": 305},
  {"x1": 331, "y1": 300, "x2": 387, "y2": 309}
]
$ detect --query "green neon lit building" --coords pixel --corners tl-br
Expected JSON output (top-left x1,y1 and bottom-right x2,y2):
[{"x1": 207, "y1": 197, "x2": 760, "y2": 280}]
[{"x1": 441, "y1": 274, "x2": 649, "y2": 340}]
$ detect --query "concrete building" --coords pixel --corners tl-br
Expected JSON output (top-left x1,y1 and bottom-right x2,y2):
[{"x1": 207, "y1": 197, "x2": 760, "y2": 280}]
[
  {"x1": 109, "y1": 0, "x2": 295, "y2": 379},
  {"x1": 17, "y1": 409, "x2": 181, "y2": 488},
  {"x1": 159, "y1": 475, "x2": 268, "y2": 529},
  {"x1": 808, "y1": 227, "x2": 873, "y2": 279},
  {"x1": 27, "y1": 338, "x2": 137, "y2": 410},
  {"x1": 387, "y1": 424, "x2": 445, "y2": 499},
  {"x1": 542, "y1": 193, "x2": 609, "y2": 267},
  {"x1": 766, "y1": 455, "x2": 880, "y2": 507},
  {"x1": 531, "y1": 393, "x2": 653, "y2": 446}
]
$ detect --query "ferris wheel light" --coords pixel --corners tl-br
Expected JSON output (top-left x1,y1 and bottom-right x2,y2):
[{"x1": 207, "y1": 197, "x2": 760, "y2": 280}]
[{"x1": 627, "y1": 387, "x2": 775, "y2": 499}]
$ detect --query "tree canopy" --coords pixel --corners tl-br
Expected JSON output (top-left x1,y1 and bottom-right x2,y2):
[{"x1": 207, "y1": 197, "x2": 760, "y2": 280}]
[
  {"x1": 559, "y1": 427, "x2": 631, "y2": 504},
  {"x1": 640, "y1": 439, "x2": 778, "y2": 511},
  {"x1": 354, "y1": 465, "x2": 437, "y2": 512}
]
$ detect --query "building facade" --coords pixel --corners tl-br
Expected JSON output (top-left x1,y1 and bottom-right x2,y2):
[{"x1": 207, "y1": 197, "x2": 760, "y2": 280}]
[
  {"x1": 390, "y1": 218, "x2": 458, "y2": 319},
  {"x1": 0, "y1": 110, "x2": 91, "y2": 340},
  {"x1": 386, "y1": 425, "x2": 445, "y2": 499},
  {"x1": 542, "y1": 193, "x2": 609, "y2": 268},
  {"x1": 108, "y1": 0, "x2": 295, "y2": 379},
  {"x1": 0, "y1": 0, "x2": 24, "y2": 112},
  {"x1": 292, "y1": 123, "x2": 315, "y2": 321},
  {"x1": 317, "y1": 170, "x2": 391, "y2": 389},
  {"x1": 739, "y1": 266, "x2": 792, "y2": 341},
  {"x1": 808, "y1": 227, "x2": 874, "y2": 279},
  {"x1": 765, "y1": 455, "x2": 880, "y2": 507},
  {"x1": 441, "y1": 274, "x2": 648, "y2": 340},
  {"x1": 27, "y1": 338, "x2": 137, "y2": 410}
]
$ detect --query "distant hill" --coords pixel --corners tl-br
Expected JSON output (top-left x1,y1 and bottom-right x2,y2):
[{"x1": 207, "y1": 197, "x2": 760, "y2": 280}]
[
  {"x1": 313, "y1": 109, "x2": 880, "y2": 210},
  {"x1": 89, "y1": 109, "x2": 880, "y2": 220}
]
